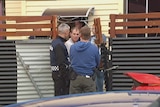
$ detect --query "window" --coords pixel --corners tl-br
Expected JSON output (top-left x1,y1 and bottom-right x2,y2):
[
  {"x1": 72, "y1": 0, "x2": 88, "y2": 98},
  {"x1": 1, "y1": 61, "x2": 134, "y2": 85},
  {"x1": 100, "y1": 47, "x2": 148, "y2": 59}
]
[
  {"x1": 126, "y1": 0, "x2": 160, "y2": 13},
  {"x1": 126, "y1": 0, "x2": 160, "y2": 37}
]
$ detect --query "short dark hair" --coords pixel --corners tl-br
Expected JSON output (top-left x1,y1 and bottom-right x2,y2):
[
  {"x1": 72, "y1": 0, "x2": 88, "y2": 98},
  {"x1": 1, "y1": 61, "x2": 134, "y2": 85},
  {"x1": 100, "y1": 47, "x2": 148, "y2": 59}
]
[
  {"x1": 80, "y1": 26, "x2": 91, "y2": 40},
  {"x1": 71, "y1": 27, "x2": 80, "y2": 33}
]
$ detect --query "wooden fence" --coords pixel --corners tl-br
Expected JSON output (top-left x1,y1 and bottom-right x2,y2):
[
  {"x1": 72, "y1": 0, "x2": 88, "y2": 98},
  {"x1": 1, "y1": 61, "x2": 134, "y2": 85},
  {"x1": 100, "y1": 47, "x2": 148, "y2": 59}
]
[
  {"x1": 0, "y1": 16, "x2": 57, "y2": 39},
  {"x1": 109, "y1": 12, "x2": 160, "y2": 38}
]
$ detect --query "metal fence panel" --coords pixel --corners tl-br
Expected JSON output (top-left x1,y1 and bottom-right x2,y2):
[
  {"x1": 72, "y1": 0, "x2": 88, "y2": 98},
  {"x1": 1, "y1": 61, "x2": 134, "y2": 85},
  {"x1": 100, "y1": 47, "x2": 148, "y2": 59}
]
[
  {"x1": 15, "y1": 39, "x2": 54, "y2": 103},
  {"x1": 110, "y1": 37, "x2": 160, "y2": 90},
  {"x1": 0, "y1": 40, "x2": 17, "y2": 106}
]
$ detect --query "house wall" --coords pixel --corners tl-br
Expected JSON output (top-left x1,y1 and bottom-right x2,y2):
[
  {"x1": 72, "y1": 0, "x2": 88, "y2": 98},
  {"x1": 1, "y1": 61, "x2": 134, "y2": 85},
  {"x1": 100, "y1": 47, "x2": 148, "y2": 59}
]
[
  {"x1": 5, "y1": 0, "x2": 26, "y2": 40},
  {"x1": 5, "y1": 0, "x2": 124, "y2": 40}
]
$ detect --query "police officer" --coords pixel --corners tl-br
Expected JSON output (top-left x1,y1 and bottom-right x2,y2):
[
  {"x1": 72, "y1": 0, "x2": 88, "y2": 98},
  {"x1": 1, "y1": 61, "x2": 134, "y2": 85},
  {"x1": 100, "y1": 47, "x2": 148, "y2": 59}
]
[{"x1": 50, "y1": 23, "x2": 70, "y2": 96}]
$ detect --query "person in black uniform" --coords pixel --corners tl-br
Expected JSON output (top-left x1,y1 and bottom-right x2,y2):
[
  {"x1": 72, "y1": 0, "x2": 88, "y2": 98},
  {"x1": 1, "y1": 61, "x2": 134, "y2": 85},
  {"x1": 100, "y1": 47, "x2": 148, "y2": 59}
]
[{"x1": 50, "y1": 23, "x2": 70, "y2": 96}]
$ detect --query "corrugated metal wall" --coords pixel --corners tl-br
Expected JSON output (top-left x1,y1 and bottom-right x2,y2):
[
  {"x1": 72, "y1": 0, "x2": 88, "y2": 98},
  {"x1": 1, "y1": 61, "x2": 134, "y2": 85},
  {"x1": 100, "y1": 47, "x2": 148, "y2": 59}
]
[
  {"x1": 110, "y1": 37, "x2": 160, "y2": 91},
  {"x1": 15, "y1": 39, "x2": 54, "y2": 103},
  {"x1": 0, "y1": 40, "x2": 17, "y2": 106},
  {"x1": 0, "y1": 39, "x2": 54, "y2": 106}
]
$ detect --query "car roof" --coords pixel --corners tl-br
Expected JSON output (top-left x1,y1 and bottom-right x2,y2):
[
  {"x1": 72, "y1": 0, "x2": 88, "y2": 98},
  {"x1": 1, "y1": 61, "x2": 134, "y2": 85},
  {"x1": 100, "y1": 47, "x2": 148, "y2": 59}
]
[{"x1": 5, "y1": 91, "x2": 160, "y2": 107}]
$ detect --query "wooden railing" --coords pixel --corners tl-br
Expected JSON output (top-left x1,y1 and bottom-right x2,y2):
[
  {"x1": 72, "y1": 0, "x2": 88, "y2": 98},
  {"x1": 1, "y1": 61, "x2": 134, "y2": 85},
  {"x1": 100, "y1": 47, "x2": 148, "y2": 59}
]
[
  {"x1": 109, "y1": 12, "x2": 160, "y2": 38},
  {"x1": 0, "y1": 16, "x2": 57, "y2": 39}
]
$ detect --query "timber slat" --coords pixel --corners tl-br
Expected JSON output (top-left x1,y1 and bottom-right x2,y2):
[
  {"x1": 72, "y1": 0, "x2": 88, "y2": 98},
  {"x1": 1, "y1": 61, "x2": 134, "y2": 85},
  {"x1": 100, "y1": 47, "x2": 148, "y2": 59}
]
[
  {"x1": 0, "y1": 16, "x2": 57, "y2": 39},
  {"x1": 0, "y1": 31, "x2": 52, "y2": 36},
  {"x1": 109, "y1": 12, "x2": 160, "y2": 38}
]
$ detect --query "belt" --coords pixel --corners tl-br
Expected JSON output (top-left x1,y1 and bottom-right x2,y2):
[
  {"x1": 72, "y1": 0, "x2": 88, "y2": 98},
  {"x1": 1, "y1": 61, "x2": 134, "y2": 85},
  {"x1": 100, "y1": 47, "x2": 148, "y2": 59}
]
[
  {"x1": 78, "y1": 75, "x2": 91, "y2": 78},
  {"x1": 85, "y1": 75, "x2": 91, "y2": 78},
  {"x1": 51, "y1": 66, "x2": 59, "y2": 72}
]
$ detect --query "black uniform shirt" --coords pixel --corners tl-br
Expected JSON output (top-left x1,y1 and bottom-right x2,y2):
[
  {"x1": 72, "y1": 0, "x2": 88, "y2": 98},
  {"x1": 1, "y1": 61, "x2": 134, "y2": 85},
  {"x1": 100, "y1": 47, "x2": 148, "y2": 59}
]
[{"x1": 50, "y1": 36, "x2": 69, "y2": 67}]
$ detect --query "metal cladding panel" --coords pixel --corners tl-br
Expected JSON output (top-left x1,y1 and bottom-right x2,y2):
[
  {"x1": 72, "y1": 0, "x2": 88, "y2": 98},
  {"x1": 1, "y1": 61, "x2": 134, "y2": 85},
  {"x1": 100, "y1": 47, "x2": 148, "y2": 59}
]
[
  {"x1": 15, "y1": 40, "x2": 54, "y2": 103},
  {"x1": 110, "y1": 37, "x2": 160, "y2": 91},
  {"x1": 0, "y1": 40, "x2": 17, "y2": 106}
]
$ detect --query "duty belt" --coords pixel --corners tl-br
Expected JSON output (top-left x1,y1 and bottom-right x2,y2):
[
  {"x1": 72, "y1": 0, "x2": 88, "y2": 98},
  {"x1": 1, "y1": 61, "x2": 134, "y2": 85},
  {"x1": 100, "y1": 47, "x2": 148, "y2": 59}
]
[{"x1": 51, "y1": 66, "x2": 59, "y2": 72}]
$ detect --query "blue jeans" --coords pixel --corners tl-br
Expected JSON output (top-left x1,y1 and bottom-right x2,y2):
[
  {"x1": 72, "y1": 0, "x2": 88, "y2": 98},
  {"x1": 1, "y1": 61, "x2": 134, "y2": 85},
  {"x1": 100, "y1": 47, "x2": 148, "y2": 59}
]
[{"x1": 95, "y1": 70, "x2": 104, "y2": 92}]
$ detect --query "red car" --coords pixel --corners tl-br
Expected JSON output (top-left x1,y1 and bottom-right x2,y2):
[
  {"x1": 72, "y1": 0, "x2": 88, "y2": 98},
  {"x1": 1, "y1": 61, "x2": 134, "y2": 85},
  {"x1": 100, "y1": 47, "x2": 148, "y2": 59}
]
[{"x1": 124, "y1": 72, "x2": 160, "y2": 90}]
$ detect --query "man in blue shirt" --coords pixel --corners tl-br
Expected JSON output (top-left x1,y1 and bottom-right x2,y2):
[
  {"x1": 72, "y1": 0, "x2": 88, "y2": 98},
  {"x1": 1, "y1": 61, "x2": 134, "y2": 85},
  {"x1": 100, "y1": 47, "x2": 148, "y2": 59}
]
[{"x1": 69, "y1": 26, "x2": 100, "y2": 94}]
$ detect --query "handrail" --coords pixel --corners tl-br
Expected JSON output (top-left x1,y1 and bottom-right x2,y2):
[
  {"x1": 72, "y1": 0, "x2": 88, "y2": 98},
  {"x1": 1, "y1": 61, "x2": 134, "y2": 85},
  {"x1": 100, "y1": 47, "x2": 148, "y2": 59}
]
[{"x1": 16, "y1": 52, "x2": 43, "y2": 98}]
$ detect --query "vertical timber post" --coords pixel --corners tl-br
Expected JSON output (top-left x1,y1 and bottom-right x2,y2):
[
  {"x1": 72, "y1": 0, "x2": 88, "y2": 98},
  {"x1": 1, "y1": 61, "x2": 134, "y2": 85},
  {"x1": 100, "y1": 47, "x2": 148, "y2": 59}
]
[
  {"x1": 51, "y1": 15, "x2": 57, "y2": 39},
  {"x1": 109, "y1": 14, "x2": 116, "y2": 38}
]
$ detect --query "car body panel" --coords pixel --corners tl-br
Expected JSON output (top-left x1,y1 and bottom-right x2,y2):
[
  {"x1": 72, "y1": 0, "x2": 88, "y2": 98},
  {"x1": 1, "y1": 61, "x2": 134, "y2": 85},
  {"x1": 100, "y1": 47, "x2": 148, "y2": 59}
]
[
  {"x1": 124, "y1": 72, "x2": 160, "y2": 90},
  {"x1": 5, "y1": 91, "x2": 160, "y2": 107},
  {"x1": 124, "y1": 72, "x2": 160, "y2": 84}
]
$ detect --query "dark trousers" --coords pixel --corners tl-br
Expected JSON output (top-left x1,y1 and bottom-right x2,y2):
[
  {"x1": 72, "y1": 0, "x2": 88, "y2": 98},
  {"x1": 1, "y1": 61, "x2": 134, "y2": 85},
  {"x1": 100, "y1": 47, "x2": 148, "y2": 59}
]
[
  {"x1": 52, "y1": 72, "x2": 70, "y2": 96},
  {"x1": 70, "y1": 75, "x2": 96, "y2": 94}
]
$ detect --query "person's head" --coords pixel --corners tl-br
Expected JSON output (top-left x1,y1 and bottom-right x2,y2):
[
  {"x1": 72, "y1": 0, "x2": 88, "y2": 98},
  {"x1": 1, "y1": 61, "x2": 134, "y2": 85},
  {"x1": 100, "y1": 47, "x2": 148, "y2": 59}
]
[
  {"x1": 79, "y1": 25, "x2": 91, "y2": 41},
  {"x1": 58, "y1": 23, "x2": 70, "y2": 40},
  {"x1": 75, "y1": 21, "x2": 84, "y2": 29},
  {"x1": 70, "y1": 27, "x2": 80, "y2": 43}
]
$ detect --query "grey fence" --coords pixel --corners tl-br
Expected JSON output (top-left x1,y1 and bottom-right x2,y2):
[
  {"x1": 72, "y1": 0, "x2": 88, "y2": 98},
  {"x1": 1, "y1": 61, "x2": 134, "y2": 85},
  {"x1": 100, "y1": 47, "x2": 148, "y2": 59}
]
[
  {"x1": 0, "y1": 39, "x2": 54, "y2": 106},
  {"x1": 110, "y1": 37, "x2": 160, "y2": 90}
]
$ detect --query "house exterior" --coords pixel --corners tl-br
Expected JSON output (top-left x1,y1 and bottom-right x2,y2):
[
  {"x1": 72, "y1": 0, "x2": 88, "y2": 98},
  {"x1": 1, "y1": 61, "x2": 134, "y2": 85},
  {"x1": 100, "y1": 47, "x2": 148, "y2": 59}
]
[
  {"x1": 2, "y1": 0, "x2": 160, "y2": 106},
  {"x1": 0, "y1": 0, "x2": 125, "y2": 106},
  {"x1": 5, "y1": 0, "x2": 124, "y2": 39}
]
